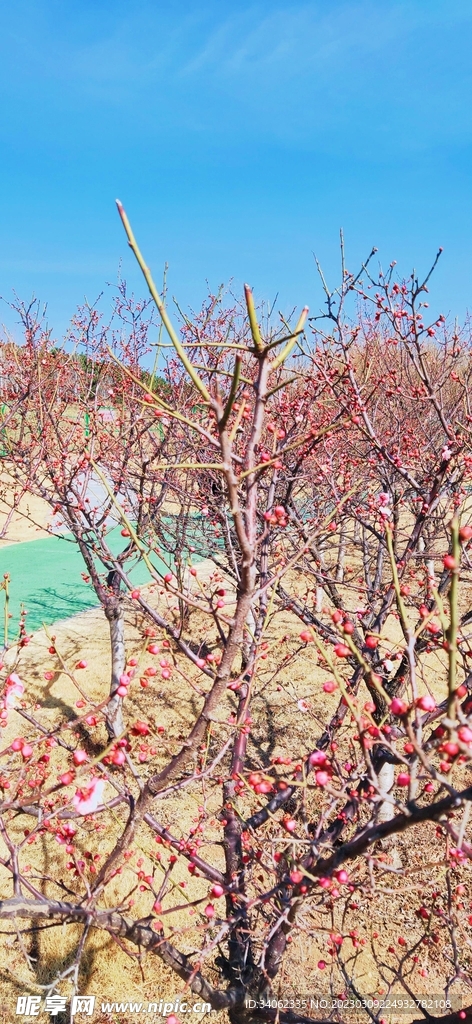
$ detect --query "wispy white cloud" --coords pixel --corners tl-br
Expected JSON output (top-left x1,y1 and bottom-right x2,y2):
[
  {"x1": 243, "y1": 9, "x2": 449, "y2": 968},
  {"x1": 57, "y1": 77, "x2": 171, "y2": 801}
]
[
  {"x1": 169, "y1": 1, "x2": 472, "y2": 153},
  {"x1": 2, "y1": 0, "x2": 472, "y2": 157},
  {"x1": 74, "y1": 0, "x2": 472, "y2": 155},
  {"x1": 176, "y1": 2, "x2": 434, "y2": 79}
]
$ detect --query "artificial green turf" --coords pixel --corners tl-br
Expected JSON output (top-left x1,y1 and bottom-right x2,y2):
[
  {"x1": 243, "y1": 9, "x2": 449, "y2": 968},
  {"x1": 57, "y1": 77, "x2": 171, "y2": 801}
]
[{"x1": 0, "y1": 530, "x2": 170, "y2": 644}]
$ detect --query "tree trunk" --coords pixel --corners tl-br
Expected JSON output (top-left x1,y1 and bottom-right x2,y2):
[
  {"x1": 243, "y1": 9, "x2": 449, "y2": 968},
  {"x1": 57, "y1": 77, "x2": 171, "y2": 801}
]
[
  {"x1": 377, "y1": 762, "x2": 402, "y2": 865},
  {"x1": 242, "y1": 605, "x2": 256, "y2": 669},
  {"x1": 104, "y1": 597, "x2": 125, "y2": 738},
  {"x1": 377, "y1": 761, "x2": 395, "y2": 824},
  {"x1": 336, "y1": 521, "x2": 347, "y2": 582}
]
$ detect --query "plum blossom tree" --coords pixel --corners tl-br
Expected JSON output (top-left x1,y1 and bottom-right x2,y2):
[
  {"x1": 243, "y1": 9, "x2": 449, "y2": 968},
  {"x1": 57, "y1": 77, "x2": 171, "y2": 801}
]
[{"x1": 0, "y1": 213, "x2": 472, "y2": 1022}]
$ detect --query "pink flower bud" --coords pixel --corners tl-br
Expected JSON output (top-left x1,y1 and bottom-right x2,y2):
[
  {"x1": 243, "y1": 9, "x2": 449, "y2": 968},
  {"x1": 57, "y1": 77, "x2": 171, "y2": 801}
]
[
  {"x1": 309, "y1": 750, "x2": 327, "y2": 766},
  {"x1": 416, "y1": 694, "x2": 436, "y2": 712},
  {"x1": 390, "y1": 697, "x2": 408, "y2": 715},
  {"x1": 73, "y1": 750, "x2": 88, "y2": 766},
  {"x1": 60, "y1": 771, "x2": 75, "y2": 786}
]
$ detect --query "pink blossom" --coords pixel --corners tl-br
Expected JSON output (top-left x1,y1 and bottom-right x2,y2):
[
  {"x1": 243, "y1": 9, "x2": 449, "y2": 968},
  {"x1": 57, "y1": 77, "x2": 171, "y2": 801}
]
[
  {"x1": 73, "y1": 778, "x2": 105, "y2": 815},
  {"x1": 5, "y1": 675, "x2": 25, "y2": 707},
  {"x1": 6, "y1": 672, "x2": 22, "y2": 687},
  {"x1": 309, "y1": 750, "x2": 327, "y2": 766}
]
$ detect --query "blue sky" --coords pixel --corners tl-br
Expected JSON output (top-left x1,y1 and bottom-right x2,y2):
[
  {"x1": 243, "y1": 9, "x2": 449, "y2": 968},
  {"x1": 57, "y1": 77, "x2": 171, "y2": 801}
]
[{"x1": 1, "y1": 0, "x2": 472, "y2": 339}]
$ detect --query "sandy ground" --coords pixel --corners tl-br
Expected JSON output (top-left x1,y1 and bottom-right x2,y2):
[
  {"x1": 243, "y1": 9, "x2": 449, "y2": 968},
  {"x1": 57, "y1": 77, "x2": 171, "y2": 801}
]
[{"x1": 0, "y1": 473, "x2": 52, "y2": 546}]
